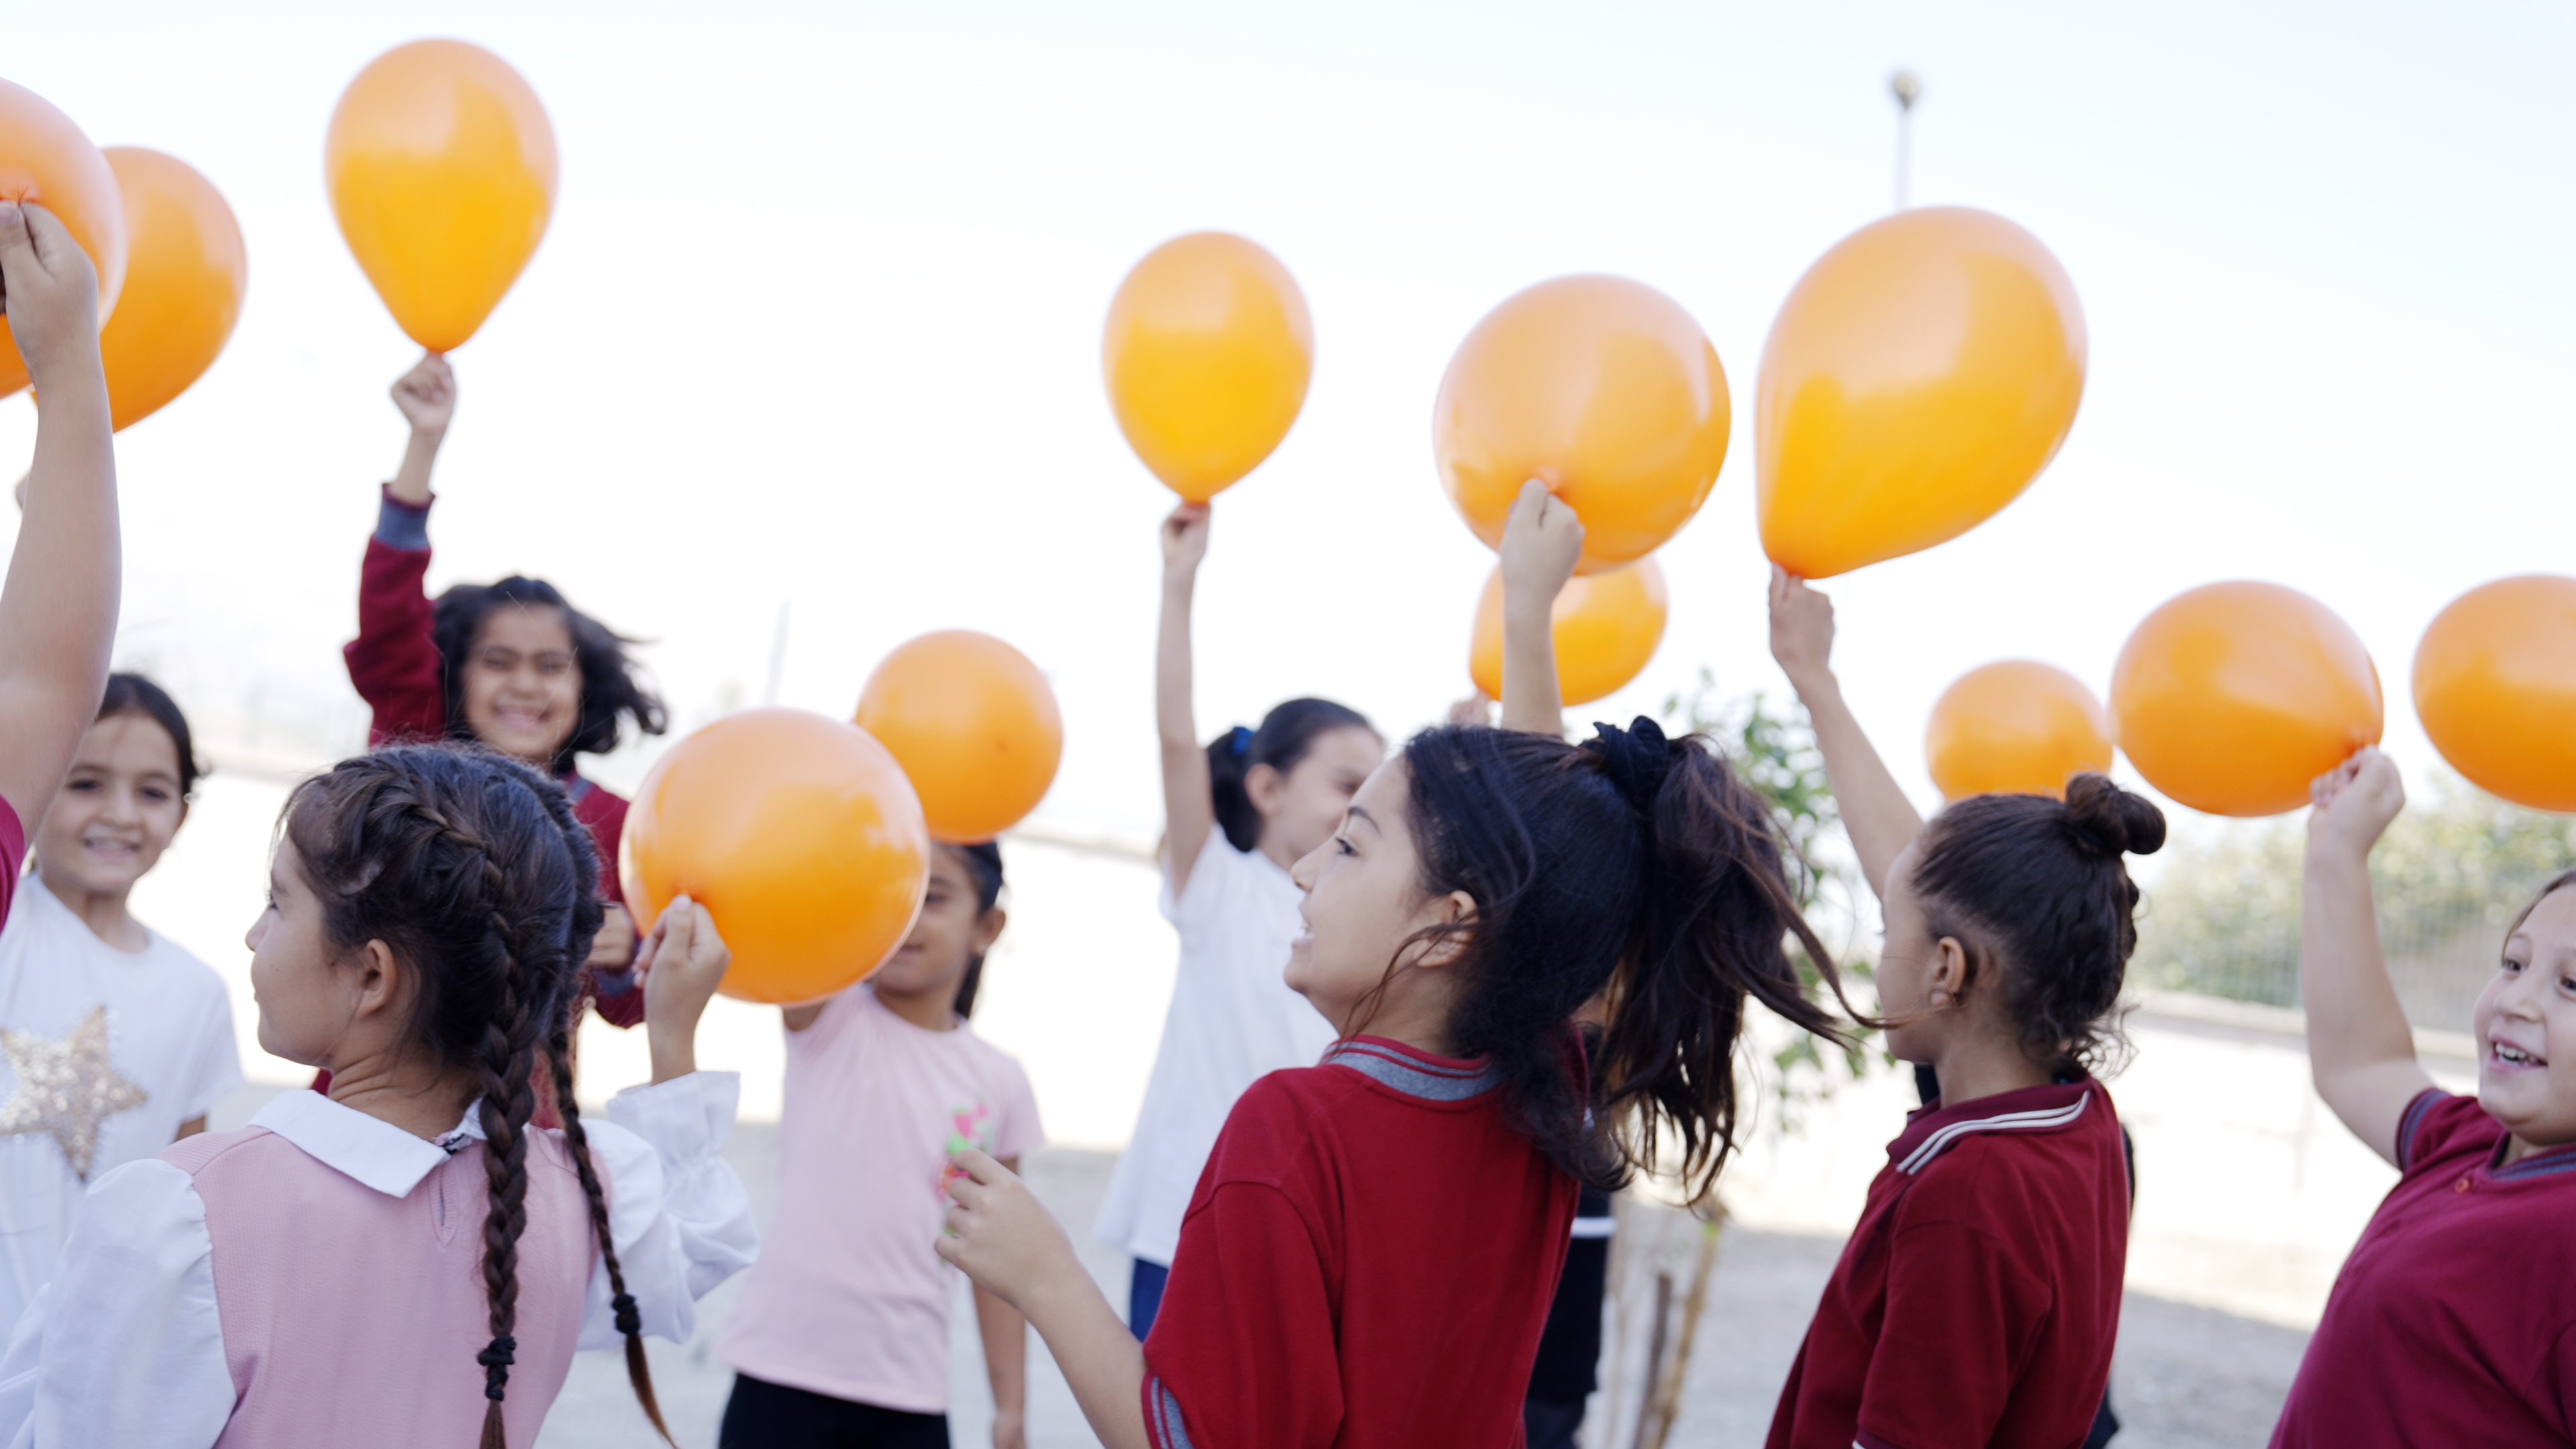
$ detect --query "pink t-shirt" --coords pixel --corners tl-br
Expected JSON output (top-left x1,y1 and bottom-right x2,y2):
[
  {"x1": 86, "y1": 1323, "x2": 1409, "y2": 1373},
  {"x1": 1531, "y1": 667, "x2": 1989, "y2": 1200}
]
[{"x1": 718, "y1": 982, "x2": 1042, "y2": 1412}]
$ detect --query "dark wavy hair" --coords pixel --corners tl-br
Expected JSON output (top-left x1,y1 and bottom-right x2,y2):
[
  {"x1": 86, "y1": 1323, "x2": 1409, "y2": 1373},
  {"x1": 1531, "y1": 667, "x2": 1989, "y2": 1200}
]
[
  {"x1": 431, "y1": 577, "x2": 667, "y2": 773},
  {"x1": 1391, "y1": 720, "x2": 1858, "y2": 1203},
  {"x1": 97, "y1": 672, "x2": 204, "y2": 798},
  {"x1": 1205, "y1": 698, "x2": 1377, "y2": 852},
  {"x1": 947, "y1": 841, "x2": 1006, "y2": 1019},
  {"x1": 284, "y1": 745, "x2": 671, "y2": 1448},
  {"x1": 1907, "y1": 773, "x2": 2167, "y2": 1079}
]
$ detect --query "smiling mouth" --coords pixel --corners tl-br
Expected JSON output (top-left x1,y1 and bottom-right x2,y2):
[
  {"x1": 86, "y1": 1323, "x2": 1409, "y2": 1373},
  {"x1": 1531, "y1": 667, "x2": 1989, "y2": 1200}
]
[
  {"x1": 2492, "y1": 1041, "x2": 2548, "y2": 1070},
  {"x1": 81, "y1": 838, "x2": 140, "y2": 857}
]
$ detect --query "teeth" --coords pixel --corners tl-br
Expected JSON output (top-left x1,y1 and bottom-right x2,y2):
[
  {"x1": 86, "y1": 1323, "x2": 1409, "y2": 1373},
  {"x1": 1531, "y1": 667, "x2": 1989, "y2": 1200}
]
[{"x1": 2497, "y1": 1044, "x2": 2537, "y2": 1065}]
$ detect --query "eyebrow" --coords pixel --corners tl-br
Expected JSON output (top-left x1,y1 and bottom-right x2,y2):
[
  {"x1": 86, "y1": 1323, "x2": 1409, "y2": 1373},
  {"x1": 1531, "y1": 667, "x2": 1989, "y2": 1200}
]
[{"x1": 1346, "y1": 806, "x2": 1381, "y2": 835}]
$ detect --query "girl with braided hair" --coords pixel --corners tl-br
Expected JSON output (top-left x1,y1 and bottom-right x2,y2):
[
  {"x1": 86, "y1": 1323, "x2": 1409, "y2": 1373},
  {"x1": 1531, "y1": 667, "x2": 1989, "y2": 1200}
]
[
  {"x1": 1762, "y1": 568, "x2": 2158, "y2": 1449},
  {"x1": 0, "y1": 745, "x2": 758, "y2": 1448},
  {"x1": 934, "y1": 484, "x2": 1860, "y2": 1449}
]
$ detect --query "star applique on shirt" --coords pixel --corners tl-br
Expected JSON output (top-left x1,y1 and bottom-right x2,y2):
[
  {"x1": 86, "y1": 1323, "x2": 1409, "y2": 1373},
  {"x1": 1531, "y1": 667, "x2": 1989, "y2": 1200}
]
[{"x1": 0, "y1": 1006, "x2": 150, "y2": 1180}]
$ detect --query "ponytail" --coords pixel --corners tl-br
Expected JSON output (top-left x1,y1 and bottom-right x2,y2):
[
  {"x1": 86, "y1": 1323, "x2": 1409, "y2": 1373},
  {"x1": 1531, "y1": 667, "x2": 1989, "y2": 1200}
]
[
  {"x1": 1398, "y1": 720, "x2": 1858, "y2": 1203},
  {"x1": 1205, "y1": 698, "x2": 1377, "y2": 851}
]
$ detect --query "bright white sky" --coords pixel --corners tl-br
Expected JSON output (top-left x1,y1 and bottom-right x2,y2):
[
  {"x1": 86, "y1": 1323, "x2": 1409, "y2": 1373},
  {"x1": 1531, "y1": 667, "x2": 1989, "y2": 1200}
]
[{"x1": 5, "y1": 1, "x2": 2572, "y2": 841}]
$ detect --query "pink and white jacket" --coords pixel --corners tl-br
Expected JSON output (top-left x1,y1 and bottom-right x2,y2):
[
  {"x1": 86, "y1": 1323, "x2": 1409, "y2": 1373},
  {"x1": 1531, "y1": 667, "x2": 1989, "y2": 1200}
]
[{"x1": 0, "y1": 1072, "x2": 756, "y2": 1448}]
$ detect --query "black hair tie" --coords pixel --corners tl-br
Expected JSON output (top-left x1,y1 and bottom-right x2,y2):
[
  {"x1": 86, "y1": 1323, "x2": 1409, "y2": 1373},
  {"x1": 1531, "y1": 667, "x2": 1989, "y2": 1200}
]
[
  {"x1": 1585, "y1": 716, "x2": 1672, "y2": 814},
  {"x1": 1230, "y1": 725, "x2": 1254, "y2": 757},
  {"x1": 478, "y1": 1335, "x2": 517, "y2": 1401},
  {"x1": 612, "y1": 1292, "x2": 642, "y2": 1336}
]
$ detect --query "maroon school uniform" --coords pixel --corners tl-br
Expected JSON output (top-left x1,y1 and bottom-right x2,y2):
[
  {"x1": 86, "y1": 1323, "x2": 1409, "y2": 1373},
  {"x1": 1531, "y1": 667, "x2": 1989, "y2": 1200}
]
[
  {"x1": 0, "y1": 796, "x2": 21, "y2": 920},
  {"x1": 2271, "y1": 1089, "x2": 2576, "y2": 1446},
  {"x1": 1768, "y1": 1078, "x2": 2129, "y2": 1449},
  {"x1": 1140, "y1": 1036, "x2": 1577, "y2": 1449}
]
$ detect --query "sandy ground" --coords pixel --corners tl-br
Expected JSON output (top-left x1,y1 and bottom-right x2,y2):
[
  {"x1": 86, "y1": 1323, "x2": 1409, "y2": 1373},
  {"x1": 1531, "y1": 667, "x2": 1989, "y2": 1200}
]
[{"x1": 530, "y1": 1134, "x2": 2314, "y2": 1449}]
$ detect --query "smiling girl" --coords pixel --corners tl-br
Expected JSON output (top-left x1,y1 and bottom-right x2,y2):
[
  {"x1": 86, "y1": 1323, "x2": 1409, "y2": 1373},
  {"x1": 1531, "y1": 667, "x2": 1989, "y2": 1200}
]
[
  {"x1": 1765, "y1": 570, "x2": 2155, "y2": 1449},
  {"x1": 2269, "y1": 749, "x2": 2576, "y2": 1445},
  {"x1": 0, "y1": 675, "x2": 241, "y2": 1336},
  {"x1": 334, "y1": 354, "x2": 669, "y2": 1109},
  {"x1": 934, "y1": 488, "x2": 1854, "y2": 1448}
]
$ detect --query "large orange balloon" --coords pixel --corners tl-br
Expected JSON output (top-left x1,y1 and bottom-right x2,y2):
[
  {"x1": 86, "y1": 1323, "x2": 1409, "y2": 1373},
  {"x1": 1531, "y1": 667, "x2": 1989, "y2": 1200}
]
[
  {"x1": 0, "y1": 78, "x2": 127, "y2": 398},
  {"x1": 1104, "y1": 232, "x2": 1312, "y2": 502},
  {"x1": 1758, "y1": 207, "x2": 2086, "y2": 580},
  {"x1": 620, "y1": 709, "x2": 931, "y2": 1005},
  {"x1": 1925, "y1": 661, "x2": 2114, "y2": 802},
  {"x1": 856, "y1": 631, "x2": 1065, "y2": 843},
  {"x1": 97, "y1": 148, "x2": 245, "y2": 432},
  {"x1": 327, "y1": 40, "x2": 556, "y2": 352},
  {"x1": 2413, "y1": 575, "x2": 2576, "y2": 812},
  {"x1": 2112, "y1": 582, "x2": 2383, "y2": 818},
  {"x1": 1436, "y1": 276, "x2": 1729, "y2": 575},
  {"x1": 1467, "y1": 557, "x2": 1668, "y2": 708}
]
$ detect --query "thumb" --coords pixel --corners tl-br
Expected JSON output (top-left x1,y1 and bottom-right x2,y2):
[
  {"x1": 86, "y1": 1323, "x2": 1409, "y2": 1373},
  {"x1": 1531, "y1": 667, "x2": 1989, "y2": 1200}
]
[
  {"x1": 657, "y1": 894, "x2": 698, "y2": 961},
  {"x1": 0, "y1": 202, "x2": 32, "y2": 284},
  {"x1": 16, "y1": 203, "x2": 87, "y2": 286}
]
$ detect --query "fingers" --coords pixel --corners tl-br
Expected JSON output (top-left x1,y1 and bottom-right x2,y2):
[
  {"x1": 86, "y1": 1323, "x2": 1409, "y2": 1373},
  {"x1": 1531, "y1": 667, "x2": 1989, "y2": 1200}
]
[
  {"x1": 950, "y1": 1145, "x2": 1006, "y2": 1185},
  {"x1": 0, "y1": 201, "x2": 32, "y2": 303},
  {"x1": 18, "y1": 203, "x2": 80, "y2": 280}
]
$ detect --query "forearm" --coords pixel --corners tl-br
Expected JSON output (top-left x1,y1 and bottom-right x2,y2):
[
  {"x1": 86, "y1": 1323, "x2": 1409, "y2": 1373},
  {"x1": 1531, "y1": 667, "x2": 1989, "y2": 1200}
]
[
  {"x1": 975, "y1": 1283, "x2": 1029, "y2": 1416},
  {"x1": 1020, "y1": 1269, "x2": 1149, "y2": 1449},
  {"x1": 2300, "y1": 851, "x2": 2418, "y2": 1078},
  {"x1": 0, "y1": 355, "x2": 117, "y2": 814},
  {"x1": 387, "y1": 429, "x2": 442, "y2": 506},
  {"x1": 647, "y1": 1024, "x2": 696, "y2": 1084},
  {"x1": 1499, "y1": 596, "x2": 1562, "y2": 735},
  {"x1": 1155, "y1": 574, "x2": 1197, "y2": 750},
  {"x1": 1785, "y1": 669, "x2": 1921, "y2": 896}
]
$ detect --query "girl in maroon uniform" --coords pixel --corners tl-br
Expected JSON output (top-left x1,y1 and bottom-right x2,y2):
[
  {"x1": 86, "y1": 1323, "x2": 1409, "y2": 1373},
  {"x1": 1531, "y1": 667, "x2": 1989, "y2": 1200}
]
[
  {"x1": 1765, "y1": 570, "x2": 2155, "y2": 1449},
  {"x1": 329, "y1": 354, "x2": 668, "y2": 1112},
  {"x1": 2270, "y1": 750, "x2": 2576, "y2": 1445},
  {"x1": 934, "y1": 484, "x2": 1859, "y2": 1448}
]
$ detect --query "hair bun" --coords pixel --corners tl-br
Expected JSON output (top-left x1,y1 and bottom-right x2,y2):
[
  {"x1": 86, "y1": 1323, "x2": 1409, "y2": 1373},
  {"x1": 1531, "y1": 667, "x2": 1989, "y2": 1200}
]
[{"x1": 2062, "y1": 772, "x2": 2165, "y2": 857}]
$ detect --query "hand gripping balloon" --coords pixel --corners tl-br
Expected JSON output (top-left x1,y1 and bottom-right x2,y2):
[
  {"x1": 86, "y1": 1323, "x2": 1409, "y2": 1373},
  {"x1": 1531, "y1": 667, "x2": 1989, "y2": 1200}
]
[{"x1": 0, "y1": 78, "x2": 127, "y2": 398}]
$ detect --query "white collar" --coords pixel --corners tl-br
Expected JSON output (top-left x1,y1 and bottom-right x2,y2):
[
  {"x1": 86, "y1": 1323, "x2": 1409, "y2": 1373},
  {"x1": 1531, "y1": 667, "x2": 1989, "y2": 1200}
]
[{"x1": 248, "y1": 1089, "x2": 486, "y2": 1197}]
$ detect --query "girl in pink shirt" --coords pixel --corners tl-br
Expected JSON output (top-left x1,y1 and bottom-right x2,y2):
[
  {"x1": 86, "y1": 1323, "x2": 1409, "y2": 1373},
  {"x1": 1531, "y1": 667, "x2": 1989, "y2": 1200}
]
[
  {"x1": 716, "y1": 841, "x2": 1044, "y2": 1449},
  {"x1": 0, "y1": 745, "x2": 758, "y2": 1448}
]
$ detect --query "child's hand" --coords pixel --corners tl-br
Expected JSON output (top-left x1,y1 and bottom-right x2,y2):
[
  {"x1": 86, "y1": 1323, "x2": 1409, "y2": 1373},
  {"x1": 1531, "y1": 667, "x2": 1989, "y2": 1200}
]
[
  {"x1": 585, "y1": 902, "x2": 637, "y2": 973},
  {"x1": 2308, "y1": 747, "x2": 2404, "y2": 866},
  {"x1": 936, "y1": 1146, "x2": 1083, "y2": 1313},
  {"x1": 1768, "y1": 566, "x2": 1837, "y2": 690},
  {"x1": 1160, "y1": 503, "x2": 1210, "y2": 583},
  {"x1": 390, "y1": 352, "x2": 455, "y2": 437},
  {"x1": 637, "y1": 895, "x2": 729, "y2": 1081},
  {"x1": 1498, "y1": 480, "x2": 1582, "y2": 617},
  {"x1": 1447, "y1": 693, "x2": 1494, "y2": 727},
  {"x1": 0, "y1": 201, "x2": 103, "y2": 392}
]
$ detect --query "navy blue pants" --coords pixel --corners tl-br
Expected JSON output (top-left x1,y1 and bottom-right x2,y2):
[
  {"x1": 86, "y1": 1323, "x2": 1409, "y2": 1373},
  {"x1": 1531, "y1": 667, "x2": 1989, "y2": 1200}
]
[{"x1": 1128, "y1": 1256, "x2": 1171, "y2": 1338}]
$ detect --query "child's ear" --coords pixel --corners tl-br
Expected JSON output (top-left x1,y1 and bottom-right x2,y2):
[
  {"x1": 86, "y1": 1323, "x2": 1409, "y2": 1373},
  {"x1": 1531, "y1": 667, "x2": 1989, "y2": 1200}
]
[
  {"x1": 1410, "y1": 891, "x2": 1479, "y2": 970},
  {"x1": 350, "y1": 938, "x2": 405, "y2": 1020},
  {"x1": 971, "y1": 906, "x2": 1008, "y2": 956},
  {"x1": 1929, "y1": 935, "x2": 1972, "y2": 1006},
  {"x1": 1243, "y1": 761, "x2": 1286, "y2": 814}
]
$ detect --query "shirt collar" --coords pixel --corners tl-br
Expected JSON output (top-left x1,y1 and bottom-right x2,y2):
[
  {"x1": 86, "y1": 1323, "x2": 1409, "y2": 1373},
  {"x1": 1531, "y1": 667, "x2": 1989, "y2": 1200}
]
[
  {"x1": 1322, "y1": 1036, "x2": 1501, "y2": 1102},
  {"x1": 248, "y1": 1089, "x2": 485, "y2": 1197},
  {"x1": 1887, "y1": 1078, "x2": 2096, "y2": 1176},
  {"x1": 2491, "y1": 1135, "x2": 2576, "y2": 1181}
]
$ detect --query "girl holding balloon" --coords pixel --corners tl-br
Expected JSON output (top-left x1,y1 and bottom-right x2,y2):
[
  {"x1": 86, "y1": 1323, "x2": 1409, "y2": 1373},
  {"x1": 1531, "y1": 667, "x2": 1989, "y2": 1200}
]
[
  {"x1": 1762, "y1": 569, "x2": 2151, "y2": 1449},
  {"x1": 714, "y1": 838, "x2": 1044, "y2": 1449},
  {"x1": 932, "y1": 488, "x2": 1856, "y2": 1449},
  {"x1": 329, "y1": 353, "x2": 668, "y2": 1110},
  {"x1": 1091, "y1": 502, "x2": 1382, "y2": 1336},
  {"x1": 2267, "y1": 749, "x2": 2576, "y2": 1445}
]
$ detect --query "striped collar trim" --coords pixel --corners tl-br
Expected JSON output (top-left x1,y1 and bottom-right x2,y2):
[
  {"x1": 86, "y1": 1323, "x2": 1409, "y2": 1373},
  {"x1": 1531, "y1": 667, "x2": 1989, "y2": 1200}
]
[
  {"x1": 1892, "y1": 1083, "x2": 2094, "y2": 1176},
  {"x1": 1323, "y1": 1037, "x2": 1502, "y2": 1102},
  {"x1": 1144, "y1": 1375, "x2": 1195, "y2": 1449},
  {"x1": 2493, "y1": 1138, "x2": 2576, "y2": 1181}
]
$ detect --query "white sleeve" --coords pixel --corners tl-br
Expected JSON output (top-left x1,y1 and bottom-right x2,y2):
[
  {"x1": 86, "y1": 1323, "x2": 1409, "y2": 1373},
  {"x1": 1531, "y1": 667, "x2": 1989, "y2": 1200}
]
[
  {"x1": 0, "y1": 1161, "x2": 234, "y2": 1449},
  {"x1": 1159, "y1": 826, "x2": 1235, "y2": 933},
  {"x1": 576, "y1": 1071, "x2": 758, "y2": 1350}
]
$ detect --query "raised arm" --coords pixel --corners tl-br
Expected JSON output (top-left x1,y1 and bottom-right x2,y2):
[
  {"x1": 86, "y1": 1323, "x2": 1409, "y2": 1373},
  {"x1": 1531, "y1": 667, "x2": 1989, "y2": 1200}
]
[
  {"x1": 386, "y1": 351, "x2": 452, "y2": 506},
  {"x1": 345, "y1": 353, "x2": 457, "y2": 746},
  {"x1": 1498, "y1": 481, "x2": 1580, "y2": 735},
  {"x1": 1157, "y1": 504, "x2": 1216, "y2": 894},
  {"x1": 1766, "y1": 568, "x2": 1923, "y2": 900},
  {"x1": 0, "y1": 202, "x2": 117, "y2": 829},
  {"x1": 2300, "y1": 749, "x2": 2433, "y2": 1167}
]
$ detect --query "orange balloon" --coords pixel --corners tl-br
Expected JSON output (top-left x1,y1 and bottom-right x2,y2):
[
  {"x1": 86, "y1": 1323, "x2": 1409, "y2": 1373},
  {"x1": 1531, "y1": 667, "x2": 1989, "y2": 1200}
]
[
  {"x1": 1467, "y1": 557, "x2": 1668, "y2": 708},
  {"x1": 2112, "y1": 582, "x2": 2383, "y2": 818},
  {"x1": 620, "y1": 709, "x2": 931, "y2": 1005},
  {"x1": 1925, "y1": 661, "x2": 2114, "y2": 802},
  {"x1": 327, "y1": 40, "x2": 556, "y2": 352},
  {"x1": 1104, "y1": 232, "x2": 1313, "y2": 502},
  {"x1": 1436, "y1": 276, "x2": 1729, "y2": 574},
  {"x1": 2412, "y1": 575, "x2": 2576, "y2": 813},
  {"x1": 97, "y1": 148, "x2": 245, "y2": 432},
  {"x1": 1758, "y1": 207, "x2": 2086, "y2": 579},
  {"x1": 0, "y1": 78, "x2": 127, "y2": 398},
  {"x1": 856, "y1": 630, "x2": 1065, "y2": 843}
]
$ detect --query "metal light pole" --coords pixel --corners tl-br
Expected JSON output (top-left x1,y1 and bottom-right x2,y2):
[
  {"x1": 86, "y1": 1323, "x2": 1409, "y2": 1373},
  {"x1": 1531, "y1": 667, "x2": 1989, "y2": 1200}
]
[{"x1": 1890, "y1": 68, "x2": 1923, "y2": 212}]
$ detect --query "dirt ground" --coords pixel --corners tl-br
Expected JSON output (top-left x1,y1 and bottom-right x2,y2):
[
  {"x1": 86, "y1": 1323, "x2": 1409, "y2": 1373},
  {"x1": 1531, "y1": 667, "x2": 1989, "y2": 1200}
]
[{"x1": 537, "y1": 1133, "x2": 2312, "y2": 1448}]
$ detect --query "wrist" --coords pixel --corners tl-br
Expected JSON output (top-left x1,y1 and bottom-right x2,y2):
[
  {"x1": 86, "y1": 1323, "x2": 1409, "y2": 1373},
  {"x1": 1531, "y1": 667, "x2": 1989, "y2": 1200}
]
[{"x1": 645, "y1": 1022, "x2": 698, "y2": 1083}]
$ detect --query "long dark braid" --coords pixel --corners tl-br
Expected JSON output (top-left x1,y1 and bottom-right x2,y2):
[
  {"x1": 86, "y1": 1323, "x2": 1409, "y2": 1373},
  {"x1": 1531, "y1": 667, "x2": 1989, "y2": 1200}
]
[
  {"x1": 543, "y1": 1016, "x2": 674, "y2": 1445},
  {"x1": 286, "y1": 745, "x2": 606, "y2": 1448}
]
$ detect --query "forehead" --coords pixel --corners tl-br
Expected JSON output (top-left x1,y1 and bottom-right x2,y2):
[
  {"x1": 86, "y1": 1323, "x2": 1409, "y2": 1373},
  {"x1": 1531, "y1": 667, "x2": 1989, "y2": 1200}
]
[
  {"x1": 2519, "y1": 888, "x2": 2576, "y2": 955},
  {"x1": 1349, "y1": 757, "x2": 1412, "y2": 823},
  {"x1": 472, "y1": 603, "x2": 575, "y2": 653},
  {"x1": 1301, "y1": 725, "x2": 1386, "y2": 774},
  {"x1": 74, "y1": 712, "x2": 182, "y2": 777}
]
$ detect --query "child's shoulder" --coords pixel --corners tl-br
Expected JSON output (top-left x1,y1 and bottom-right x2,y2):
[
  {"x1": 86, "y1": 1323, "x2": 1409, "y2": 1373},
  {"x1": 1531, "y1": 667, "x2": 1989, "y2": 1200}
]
[
  {"x1": 1894, "y1": 1081, "x2": 2123, "y2": 1211},
  {"x1": 2396, "y1": 1089, "x2": 2508, "y2": 1176},
  {"x1": 1201, "y1": 1065, "x2": 1375, "y2": 1185}
]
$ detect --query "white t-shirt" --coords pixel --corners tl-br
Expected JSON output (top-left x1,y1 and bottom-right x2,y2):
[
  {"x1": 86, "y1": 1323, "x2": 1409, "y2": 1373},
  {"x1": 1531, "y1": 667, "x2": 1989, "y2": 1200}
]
[
  {"x1": 0, "y1": 875, "x2": 241, "y2": 1336},
  {"x1": 1095, "y1": 828, "x2": 1339, "y2": 1266},
  {"x1": 718, "y1": 983, "x2": 1044, "y2": 1413}
]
